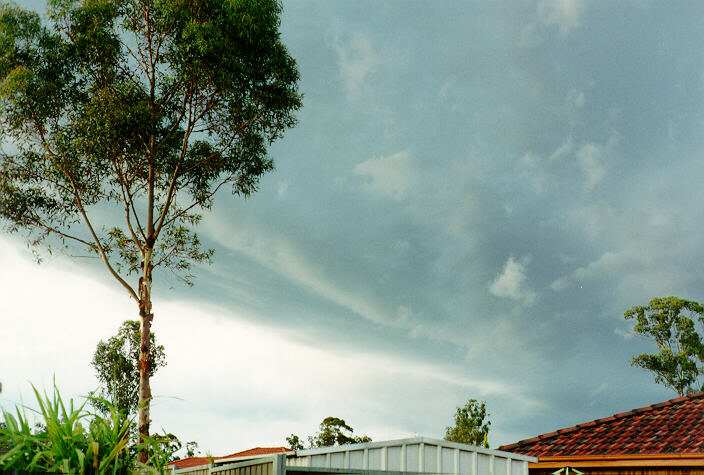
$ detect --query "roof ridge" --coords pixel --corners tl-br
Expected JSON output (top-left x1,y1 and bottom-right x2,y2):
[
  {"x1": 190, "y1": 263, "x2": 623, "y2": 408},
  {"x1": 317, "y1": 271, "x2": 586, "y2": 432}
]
[{"x1": 501, "y1": 391, "x2": 704, "y2": 452}]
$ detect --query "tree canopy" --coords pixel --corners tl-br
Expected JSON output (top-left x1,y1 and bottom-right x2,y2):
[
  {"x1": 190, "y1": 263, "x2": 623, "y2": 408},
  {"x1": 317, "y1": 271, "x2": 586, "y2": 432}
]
[
  {"x1": 287, "y1": 417, "x2": 371, "y2": 450},
  {"x1": 624, "y1": 296, "x2": 704, "y2": 396},
  {"x1": 0, "y1": 0, "x2": 301, "y2": 460},
  {"x1": 444, "y1": 399, "x2": 490, "y2": 448}
]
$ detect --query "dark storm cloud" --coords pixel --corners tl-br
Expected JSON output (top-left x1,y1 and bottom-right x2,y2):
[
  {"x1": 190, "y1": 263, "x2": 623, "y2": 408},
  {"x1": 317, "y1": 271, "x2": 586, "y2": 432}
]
[{"x1": 8, "y1": 0, "x2": 704, "y2": 448}]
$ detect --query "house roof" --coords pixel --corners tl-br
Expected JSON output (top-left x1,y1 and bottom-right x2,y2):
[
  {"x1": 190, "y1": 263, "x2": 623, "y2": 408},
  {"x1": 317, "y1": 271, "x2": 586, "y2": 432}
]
[
  {"x1": 500, "y1": 392, "x2": 704, "y2": 457},
  {"x1": 168, "y1": 456, "x2": 212, "y2": 469},
  {"x1": 219, "y1": 446, "x2": 290, "y2": 459},
  {"x1": 168, "y1": 446, "x2": 290, "y2": 469}
]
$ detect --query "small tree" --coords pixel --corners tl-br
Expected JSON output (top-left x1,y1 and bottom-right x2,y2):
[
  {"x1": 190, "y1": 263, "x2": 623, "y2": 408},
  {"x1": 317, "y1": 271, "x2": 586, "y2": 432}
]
[
  {"x1": 624, "y1": 296, "x2": 704, "y2": 396},
  {"x1": 444, "y1": 399, "x2": 490, "y2": 448},
  {"x1": 0, "y1": 0, "x2": 301, "y2": 462},
  {"x1": 285, "y1": 434, "x2": 304, "y2": 451},
  {"x1": 309, "y1": 417, "x2": 371, "y2": 447},
  {"x1": 287, "y1": 417, "x2": 371, "y2": 449},
  {"x1": 185, "y1": 440, "x2": 201, "y2": 458},
  {"x1": 91, "y1": 320, "x2": 166, "y2": 415}
]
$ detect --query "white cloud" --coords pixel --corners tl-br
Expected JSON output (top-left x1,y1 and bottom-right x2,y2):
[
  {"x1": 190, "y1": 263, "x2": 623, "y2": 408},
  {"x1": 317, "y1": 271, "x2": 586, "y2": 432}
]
[
  {"x1": 518, "y1": 138, "x2": 573, "y2": 194},
  {"x1": 536, "y1": 0, "x2": 584, "y2": 35},
  {"x1": 577, "y1": 142, "x2": 606, "y2": 190},
  {"x1": 354, "y1": 152, "x2": 418, "y2": 201},
  {"x1": 550, "y1": 276, "x2": 570, "y2": 292},
  {"x1": 550, "y1": 244, "x2": 691, "y2": 303},
  {"x1": 573, "y1": 250, "x2": 639, "y2": 280},
  {"x1": 0, "y1": 238, "x2": 536, "y2": 454},
  {"x1": 334, "y1": 32, "x2": 378, "y2": 96},
  {"x1": 574, "y1": 91, "x2": 585, "y2": 108},
  {"x1": 550, "y1": 250, "x2": 633, "y2": 292},
  {"x1": 589, "y1": 382, "x2": 608, "y2": 398},
  {"x1": 614, "y1": 327, "x2": 635, "y2": 340},
  {"x1": 518, "y1": 136, "x2": 612, "y2": 195},
  {"x1": 588, "y1": 382, "x2": 608, "y2": 405},
  {"x1": 489, "y1": 255, "x2": 537, "y2": 306},
  {"x1": 203, "y1": 211, "x2": 490, "y2": 351},
  {"x1": 0, "y1": 239, "x2": 138, "y2": 420},
  {"x1": 277, "y1": 179, "x2": 291, "y2": 198},
  {"x1": 567, "y1": 202, "x2": 616, "y2": 240},
  {"x1": 518, "y1": 152, "x2": 547, "y2": 194},
  {"x1": 211, "y1": 225, "x2": 389, "y2": 326},
  {"x1": 549, "y1": 137, "x2": 574, "y2": 161}
]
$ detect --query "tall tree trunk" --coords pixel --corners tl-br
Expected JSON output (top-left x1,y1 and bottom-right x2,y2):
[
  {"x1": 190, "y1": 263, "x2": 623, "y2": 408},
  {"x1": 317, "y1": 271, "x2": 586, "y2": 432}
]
[{"x1": 137, "y1": 254, "x2": 154, "y2": 464}]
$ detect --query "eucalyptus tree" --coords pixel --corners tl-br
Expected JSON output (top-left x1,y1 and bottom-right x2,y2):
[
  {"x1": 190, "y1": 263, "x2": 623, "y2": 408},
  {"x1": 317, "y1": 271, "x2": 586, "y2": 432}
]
[
  {"x1": 444, "y1": 399, "x2": 490, "y2": 448},
  {"x1": 0, "y1": 0, "x2": 301, "y2": 460},
  {"x1": 625, "y1": 296, "x2": 704, "y2": 396},
  {"x1": 287, "y1": 417, "x2": 371, "y2": 450}
]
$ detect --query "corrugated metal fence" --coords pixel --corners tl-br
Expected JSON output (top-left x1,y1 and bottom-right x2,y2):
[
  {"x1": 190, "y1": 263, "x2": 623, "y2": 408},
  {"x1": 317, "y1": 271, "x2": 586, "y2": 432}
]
[
  {"x1": 172, "y1": 438, "x2": 535, "y2": 475},
  {"x1": 288, "y1": 438, "x2": 533, "y2": 475},
  {"x1": 174, "y1": 455, "x2": 284, "y2": 475}
]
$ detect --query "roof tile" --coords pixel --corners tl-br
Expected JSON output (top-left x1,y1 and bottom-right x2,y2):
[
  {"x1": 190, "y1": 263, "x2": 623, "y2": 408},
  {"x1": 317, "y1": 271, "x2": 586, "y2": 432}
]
[
  {"x1": 168, "y1": 446, "x2": 290, "y2": 468},
  {"x1": 500, "y1": 392, "x2": 704, "y2": 457}
]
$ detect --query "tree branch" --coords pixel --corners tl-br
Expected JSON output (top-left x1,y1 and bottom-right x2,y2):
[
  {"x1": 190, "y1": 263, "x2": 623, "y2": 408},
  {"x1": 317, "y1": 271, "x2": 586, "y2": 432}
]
[
  {"x1": 161, "y1": 175, "x2": 234, "y2": 229},
  {"x1": 54, "y1": 159, "x2": 139, "y2": 303}
]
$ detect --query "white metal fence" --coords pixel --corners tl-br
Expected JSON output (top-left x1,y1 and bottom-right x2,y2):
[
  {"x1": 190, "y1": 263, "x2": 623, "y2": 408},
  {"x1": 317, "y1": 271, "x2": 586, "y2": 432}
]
[{"x1": 173, "y1": 437, "x2": 536, "y2": 475}]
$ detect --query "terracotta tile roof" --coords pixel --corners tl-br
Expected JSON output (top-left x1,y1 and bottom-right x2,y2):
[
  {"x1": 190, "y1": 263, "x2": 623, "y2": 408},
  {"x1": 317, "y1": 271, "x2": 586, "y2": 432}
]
[
  {"x1": 219, "y1": 446, "x2": 291, "y2": 459},
  {"x1": 168, "y1": 456, "x2": 212, "y2": 469},
  {"x1": 500, "y1": 392, "x2": 704, "y2": 457},
  {"x1": 168, "y1": 446, "x2": 290, "y2": 469}
]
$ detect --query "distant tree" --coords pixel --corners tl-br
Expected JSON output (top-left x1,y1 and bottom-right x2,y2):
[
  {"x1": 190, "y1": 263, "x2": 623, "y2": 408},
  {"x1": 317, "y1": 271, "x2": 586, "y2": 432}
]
[
  {"x1": 185, "y1": 440, "x2": 201, "y2": 458},
  {"x1": 0, "y1": 0, "x2": 301, "y2": 462},
  {"x1": 91, "y1": 320, "x2": 166, "y2": 415},
  {"x1": 444, "y1": 399, "x2": 490, "y2": 448},
  {"x1": 148, "y1": 432, "x2": 200, "y2": 462},
  {"x1": 309, "y1": 417, "x2": 371, "y2": 447},
  {"x1": 624, "y1": 296, "x2": 704, "y2": 396},
  {"x1": 286, "y1": 434, "x2": 304, "y2": 451},
  {"x1": 288, "y1": 417, "x2": 371, "y2": 449}
]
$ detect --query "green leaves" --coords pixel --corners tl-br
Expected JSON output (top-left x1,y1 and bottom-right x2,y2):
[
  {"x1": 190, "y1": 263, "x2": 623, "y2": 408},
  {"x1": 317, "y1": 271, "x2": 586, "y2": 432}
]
[
  {"x1": 444, "y1": 399, "x2": 490, "y2": 448},
  {"x1": 0, "y1": 381, "x2": 188, "y2": 473},
  {"x1": 624, "y1": 296, "x2": 704, "y2": 396},
  {"x1": 0, "y1": 383, "x2": 134, "y2": 473},
  {"x1": 0, "y1": 3, "x2": 76, "y2": 135},
  {"x1": 1, "y1": 0, "x2": 301, "y2": 455},
  {"x1": 0, "y1": 0, "x2": 301, "y2": 287},
  {"x1": 290, "y1": 417, "x2": 372, "y2": 449},
  {"x1": 91, "y1": 320, "x2": 166, "y2": 416}
]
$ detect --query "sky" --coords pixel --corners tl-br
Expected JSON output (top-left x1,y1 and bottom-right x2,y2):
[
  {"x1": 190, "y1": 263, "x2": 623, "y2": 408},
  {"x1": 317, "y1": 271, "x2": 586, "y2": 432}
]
[{"x1": 3, "y1": 0, "x2": 704, "y2": 457}]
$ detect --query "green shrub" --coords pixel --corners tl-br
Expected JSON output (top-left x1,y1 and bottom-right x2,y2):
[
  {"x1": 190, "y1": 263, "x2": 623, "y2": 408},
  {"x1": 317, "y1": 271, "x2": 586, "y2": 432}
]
[{"x1": 0, "y1": 384, "x2": 179, "y2": 473}]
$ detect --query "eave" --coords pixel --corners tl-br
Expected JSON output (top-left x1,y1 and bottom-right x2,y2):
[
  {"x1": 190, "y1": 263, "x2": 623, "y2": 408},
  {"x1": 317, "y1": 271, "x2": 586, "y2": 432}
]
[{"x1": 530, "y1": 453, "x2": 704, "y2": 469}]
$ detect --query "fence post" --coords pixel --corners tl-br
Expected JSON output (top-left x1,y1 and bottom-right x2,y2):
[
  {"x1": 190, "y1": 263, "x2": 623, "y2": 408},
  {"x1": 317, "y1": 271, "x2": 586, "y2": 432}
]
[{"x1": 275, "y1": 453, "x2": 286, "y2": 475}]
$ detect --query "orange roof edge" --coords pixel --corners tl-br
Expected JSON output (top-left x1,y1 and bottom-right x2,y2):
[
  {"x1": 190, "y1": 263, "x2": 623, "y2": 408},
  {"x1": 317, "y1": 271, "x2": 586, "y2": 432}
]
[
  {"x1": 170, "y1": 447, "x2": 292, "y2": 468},
  {"x1": 215, "y1": 446, "x2": 293, "y2": 464}
]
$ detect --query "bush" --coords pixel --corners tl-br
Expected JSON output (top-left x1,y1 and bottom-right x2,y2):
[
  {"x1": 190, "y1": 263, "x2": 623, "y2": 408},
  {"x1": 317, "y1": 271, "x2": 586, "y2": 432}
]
[{"x1": 0, "y1": 384, "x2": 179, "y2": 474}]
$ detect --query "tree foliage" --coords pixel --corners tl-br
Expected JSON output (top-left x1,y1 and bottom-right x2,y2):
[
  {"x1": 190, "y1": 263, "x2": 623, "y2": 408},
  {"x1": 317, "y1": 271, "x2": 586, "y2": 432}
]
[
  {"x1": 285, "y1": 433, "x2": 304, "y2": 451},
  {"x1": 91, "y1": 320, "x2": 166, "y2": 415},
  {"x1": 0, "y1": 0, "x2": 301, "y2": 457},
  {"x1": 287, "y1": 417, "x2": 371, "y2": 450},
  {"x1": 0, "y1": 383, "x2": 185, "y2": 473},
  {"x1": 444, "y1": 399, "x2": 490, "y2": 448},
  {"x1": 624, "y1": 296, "x2": 704, "y2": 396}
]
